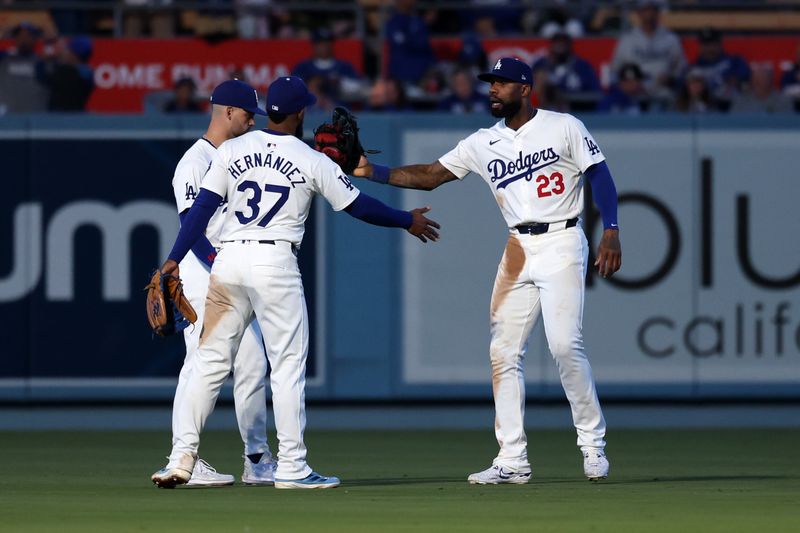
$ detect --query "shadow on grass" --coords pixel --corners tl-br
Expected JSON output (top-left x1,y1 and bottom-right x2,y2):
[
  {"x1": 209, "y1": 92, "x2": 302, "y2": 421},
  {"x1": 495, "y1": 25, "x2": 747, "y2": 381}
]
[
  {"x1": 343, "y1": 477, "x2": 466, "y2": 487},
  {"x1": 342, "y1": 474, "x2": 792, "y2": 487},
  {"x1": 589, "y1": 475, "x2": 791, "y2": 485}
]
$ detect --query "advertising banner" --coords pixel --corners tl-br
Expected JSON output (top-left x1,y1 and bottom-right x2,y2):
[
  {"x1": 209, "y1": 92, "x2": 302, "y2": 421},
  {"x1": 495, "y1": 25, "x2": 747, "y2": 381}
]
[
  {"x1": 0, "y1": 127, "x2": 321, "y2": 399},
  {"x1": 84, "y1": 38, "x2": 363, "y2": 112}
]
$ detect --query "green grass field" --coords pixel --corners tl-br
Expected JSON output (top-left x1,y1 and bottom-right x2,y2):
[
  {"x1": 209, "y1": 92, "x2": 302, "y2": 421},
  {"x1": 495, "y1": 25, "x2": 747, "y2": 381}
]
[{"x1": 0, "y1": 428, "x2": 797, "y2": 532}]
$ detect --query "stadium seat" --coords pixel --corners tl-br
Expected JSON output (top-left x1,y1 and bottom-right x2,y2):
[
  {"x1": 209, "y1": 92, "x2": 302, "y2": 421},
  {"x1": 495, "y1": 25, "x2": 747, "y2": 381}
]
[{"x1": 662, "y1": 10, "x2": 800, "y2": 32}]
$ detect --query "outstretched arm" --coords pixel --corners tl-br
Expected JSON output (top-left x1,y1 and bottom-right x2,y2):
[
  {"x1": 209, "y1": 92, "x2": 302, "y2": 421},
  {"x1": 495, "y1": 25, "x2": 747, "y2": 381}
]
[
  {"x1": 344, "y1": 192, "x2": 441, "y2": 243},
  {"x1": 352, "y1": 157, "x2": 459, "y2": 191}
]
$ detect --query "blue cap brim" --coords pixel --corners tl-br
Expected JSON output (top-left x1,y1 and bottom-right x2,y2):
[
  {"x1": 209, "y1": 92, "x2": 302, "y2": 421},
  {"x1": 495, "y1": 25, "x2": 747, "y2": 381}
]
[
  {"x1": 305, "y1": 92, "x2": 317, "y2": 109},
  {"x1": 477, "y1": 73, "x2": 531, "y2": 85},
  {"x1": 213, "y1": 100, "x2": 268, "y2": 115}
]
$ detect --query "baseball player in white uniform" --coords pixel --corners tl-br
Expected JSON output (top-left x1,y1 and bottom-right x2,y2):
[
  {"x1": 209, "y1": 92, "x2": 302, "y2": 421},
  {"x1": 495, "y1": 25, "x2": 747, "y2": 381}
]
[
  {"x1": 152, "y1": 76, "x2": 440, "y2": 489},
  {"x1": 152, "y1": 80, "x2": 276, "y2": 487},
  {"x1": 354, "y1": 57, "x2": 622, "y2": 483}
]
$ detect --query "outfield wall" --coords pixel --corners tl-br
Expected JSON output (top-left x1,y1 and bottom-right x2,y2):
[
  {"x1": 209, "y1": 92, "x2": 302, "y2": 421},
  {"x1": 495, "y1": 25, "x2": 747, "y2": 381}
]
[{"x1": 1, "y1": 114, "x2": 798, "y2": 402}]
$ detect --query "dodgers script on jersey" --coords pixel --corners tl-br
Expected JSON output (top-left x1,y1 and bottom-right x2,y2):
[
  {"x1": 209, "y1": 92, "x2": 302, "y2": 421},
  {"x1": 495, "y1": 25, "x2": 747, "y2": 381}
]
[
  {"x1": 438, "y1": 109, "x2": 605, "y2": 226},
  {"x1": 172, "y1": 138, "x2": 228, "y2": 248},
  {"x1": 202, "y1": 130, "x2": 360, "y2": 244}
]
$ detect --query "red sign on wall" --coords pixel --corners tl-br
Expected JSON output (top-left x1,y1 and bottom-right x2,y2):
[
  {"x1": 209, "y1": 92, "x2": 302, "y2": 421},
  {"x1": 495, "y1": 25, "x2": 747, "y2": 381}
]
[
  {"x1": 85, "y1": 38, "x2": 363, "y2": 112},
  {"x1": 2, "y1": 36, "x2": 797, "y2": 112}
]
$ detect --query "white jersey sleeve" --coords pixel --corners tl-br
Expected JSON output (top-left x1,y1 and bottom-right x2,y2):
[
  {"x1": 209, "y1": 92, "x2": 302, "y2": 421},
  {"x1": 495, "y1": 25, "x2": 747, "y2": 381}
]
[
  {"x1": 438, "y1": 133, "x2": 481, "y2": 179},
  {"x1": 200, "y1": 149, "x2": 229, "y2": 198},
  {"x1": 311, "y1": 155, "x2": 360, "y2": 211},
  {"x1": 172, "y1": 148, "x2": 211, "y2": 213},
  {"x1": 565, "y1": 116, "x2": 606, "y2": 173}
]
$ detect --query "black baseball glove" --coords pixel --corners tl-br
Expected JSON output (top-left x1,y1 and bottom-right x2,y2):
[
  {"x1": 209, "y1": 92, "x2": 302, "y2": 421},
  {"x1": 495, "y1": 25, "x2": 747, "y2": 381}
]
[
  {"x1": 144, "y1": 269, "x2": 197, "y2": 337},
  {"x1": 313, "y1": 106, "x2": 379, "y2": 174}
]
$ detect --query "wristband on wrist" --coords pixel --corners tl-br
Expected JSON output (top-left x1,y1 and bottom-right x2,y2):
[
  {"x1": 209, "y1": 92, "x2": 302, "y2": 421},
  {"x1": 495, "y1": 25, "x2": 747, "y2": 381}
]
[{"x1": 371, "y1": 164, "x2": 390, "y2": 184}]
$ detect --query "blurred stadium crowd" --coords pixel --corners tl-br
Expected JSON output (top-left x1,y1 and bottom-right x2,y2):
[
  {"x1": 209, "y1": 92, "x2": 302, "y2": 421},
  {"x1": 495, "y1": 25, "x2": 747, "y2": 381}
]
[{"x1": 1, "y1": 0, "x2": 799, "y2": 114}]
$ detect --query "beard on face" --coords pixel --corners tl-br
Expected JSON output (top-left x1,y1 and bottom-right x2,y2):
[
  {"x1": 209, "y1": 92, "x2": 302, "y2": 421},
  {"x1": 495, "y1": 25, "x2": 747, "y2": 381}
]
[
  {"x1": 294, "y1": 119, "x2": 304, "y2": 139},
  {"x1": 490, "y1": 97, "x2": 522, "y2": 119}
]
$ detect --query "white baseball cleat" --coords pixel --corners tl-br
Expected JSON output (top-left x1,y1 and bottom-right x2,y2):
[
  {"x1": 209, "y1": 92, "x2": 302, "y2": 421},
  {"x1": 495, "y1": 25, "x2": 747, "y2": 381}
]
[
  {"x1": 242, "y1": 453, "x2": 276, "y2": 486},
  {"x1": 185, "y1": 458, "x2": 235, "y2": 487},
  {"x1": 467, "y1": 465, "x2": 532, "y2": 485},
  {"x1": 274, "y1": 471, "x2": 340, "y2": 489},
  {"x1": 582, "y1": 448, "x2": 610, "y2": 480},
  {"x1": 151, "y1": 453, "x2": 196, "y2": 489}
]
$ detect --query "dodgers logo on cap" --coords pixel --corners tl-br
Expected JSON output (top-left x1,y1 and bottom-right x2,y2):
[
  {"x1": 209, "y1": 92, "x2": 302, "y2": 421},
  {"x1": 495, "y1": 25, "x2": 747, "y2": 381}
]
[
  {"x1": 210, "y1": 79, "x2": 267, "y2": 115},
  {"x1": 478, "y1": 57, "x2": 533, "y2": 86}
]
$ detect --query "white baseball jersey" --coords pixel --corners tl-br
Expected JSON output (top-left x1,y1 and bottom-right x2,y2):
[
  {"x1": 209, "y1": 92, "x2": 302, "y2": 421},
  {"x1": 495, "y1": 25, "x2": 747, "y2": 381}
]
[
  {"x1": 172, "y1": 138, "x2": 228, "y2": 248},
  {"x1": 438, "y1": 109, "x2": 605, "y2": 226},
  {"x1": 202, "y1": 130, "x2": 360, "y2": 245}
]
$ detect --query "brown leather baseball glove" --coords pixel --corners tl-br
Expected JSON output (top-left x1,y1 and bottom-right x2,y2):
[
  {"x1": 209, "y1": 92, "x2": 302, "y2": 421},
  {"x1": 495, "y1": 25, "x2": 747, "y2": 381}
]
[{"x1": 144, "y1": 269, "x2": 197, "y2": 337}]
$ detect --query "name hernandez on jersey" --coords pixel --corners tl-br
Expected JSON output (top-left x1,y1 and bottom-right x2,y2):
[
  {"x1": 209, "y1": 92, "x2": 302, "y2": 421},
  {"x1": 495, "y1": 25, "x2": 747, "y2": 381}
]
[
  {"x1": 201, "y1": 129, "x2": 360, "y2": 245},
  {"x1": 438, "y1": 109, "x2": 605, "y2": 227},
  {"x1": 171, "y1": 138, "x2": 228, "y2": 248}
]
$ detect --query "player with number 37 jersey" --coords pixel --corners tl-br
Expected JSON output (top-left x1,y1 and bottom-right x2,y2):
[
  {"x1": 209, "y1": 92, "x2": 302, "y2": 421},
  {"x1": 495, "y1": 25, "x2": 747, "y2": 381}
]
[
  {"x1": 203, "y1": 129, "x2": 359, "y2": 245},
  {"x1": 154, "y1": 76, "x2": 440, "y2": 489}
]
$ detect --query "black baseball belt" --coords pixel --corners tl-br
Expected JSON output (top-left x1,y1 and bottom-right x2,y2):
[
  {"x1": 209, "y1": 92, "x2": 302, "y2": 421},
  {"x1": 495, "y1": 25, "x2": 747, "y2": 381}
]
[
  {"x1": 222, "y1": 239, "x2": 299, "y2": 255},
  {"x1": 515, "y1": 217, "x2": 578, "y2": 236},
  {"x1": 223, "y1": 239, "x2": 278, "y2": 244}
]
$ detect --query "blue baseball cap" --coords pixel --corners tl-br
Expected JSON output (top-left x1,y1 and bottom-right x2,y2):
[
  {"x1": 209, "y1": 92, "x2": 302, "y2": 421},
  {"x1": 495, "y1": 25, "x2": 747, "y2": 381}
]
[
  {"x1": 210, "y1": 79, "x2": 267, "y2": 115},
  {"x1": 267, "y1": 76, "x2": 317, "y2": 115},
  {"x1": 67, "y1": 36, "x2": 93, "y2": 62},
  {"x1": 478, "y1": 57, "x2": 533, "y2": 86}
]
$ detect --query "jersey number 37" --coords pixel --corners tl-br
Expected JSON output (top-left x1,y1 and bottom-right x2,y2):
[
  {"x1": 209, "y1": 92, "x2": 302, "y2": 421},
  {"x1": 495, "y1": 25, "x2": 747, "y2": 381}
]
[{"x1": 235, "y1": 180, "x2": 290, "y2": 227}]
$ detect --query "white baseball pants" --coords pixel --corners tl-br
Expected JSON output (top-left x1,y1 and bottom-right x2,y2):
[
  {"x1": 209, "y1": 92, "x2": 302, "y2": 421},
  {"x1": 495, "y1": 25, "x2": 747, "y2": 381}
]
[
  {"x1": 172, "y1": 241, "x2": 312, "y2": 480},
  {"x1": 489, "y1": 226, "x2": 606, "y2": 471},
  {"x1": 175, "y1": 253, "x2": 269, "y2": 457}
]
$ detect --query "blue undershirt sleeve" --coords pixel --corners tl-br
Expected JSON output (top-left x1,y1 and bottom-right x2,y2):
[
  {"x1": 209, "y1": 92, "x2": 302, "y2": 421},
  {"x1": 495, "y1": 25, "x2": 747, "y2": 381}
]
[
  {"x1": 343, "y1": 192, "x2": 413, "y2": 229},
  {"x1": 179, "y1": 210, "x2": 217, "y2": 268},
  {"x1": 584, "y1": 161, "x2": 619, "y2": 230},
  {"x1": 168, "y1": 189, "x2": 223, "y2": 263}
]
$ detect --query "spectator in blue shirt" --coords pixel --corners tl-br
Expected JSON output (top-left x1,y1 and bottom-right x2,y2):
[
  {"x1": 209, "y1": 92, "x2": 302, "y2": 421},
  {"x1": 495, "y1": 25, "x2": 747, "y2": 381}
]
[
  {"x1": 460, "y1": 0, "x2": 523, "y2": 36},
  {"x1": 292, "y1": 27, "x2": 362, "y2": 101},
  {"x1": 385, "y1": 0, "x2": 435, "y2": 85},
  {"x1": 438, "y1": 68, "x2": 488, "y2": 114},
  {"x1": 691, "y1": 28, "x2": 750, "y2": 106},
  {"x1": 531, "y1": 32, "x2": 601, "y2": 111},
  {"x1": 597, "y1": 63, "x2": 651, "y2": 114}
]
